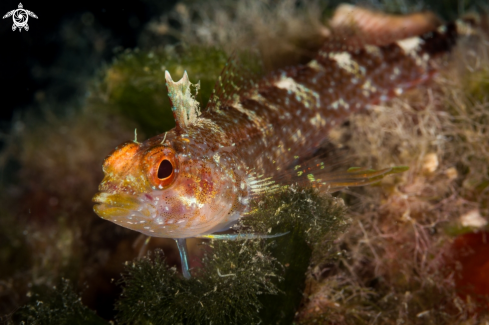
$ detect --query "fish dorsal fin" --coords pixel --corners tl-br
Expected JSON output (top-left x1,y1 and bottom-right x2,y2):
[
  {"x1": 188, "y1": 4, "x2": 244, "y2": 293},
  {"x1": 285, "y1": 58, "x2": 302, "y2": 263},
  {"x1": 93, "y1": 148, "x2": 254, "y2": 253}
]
[
  {"x1": 165, "y1": 70, "x2": 201, "y2": 130},
  {"x1": 206, "y1": 51, "x2": 264, "y2": 112}
]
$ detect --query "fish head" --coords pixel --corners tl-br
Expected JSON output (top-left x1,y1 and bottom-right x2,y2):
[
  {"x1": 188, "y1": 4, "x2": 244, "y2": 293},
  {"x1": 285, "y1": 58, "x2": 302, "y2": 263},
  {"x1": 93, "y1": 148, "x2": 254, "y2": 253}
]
[{"x1": 93, "y1": 133, "x2": 247, "y2": 238}]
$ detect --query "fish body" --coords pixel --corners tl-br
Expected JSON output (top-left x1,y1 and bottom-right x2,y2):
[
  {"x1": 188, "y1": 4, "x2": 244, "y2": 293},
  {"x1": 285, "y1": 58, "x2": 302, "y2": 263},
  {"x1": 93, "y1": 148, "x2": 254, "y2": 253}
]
[{"x1": 93, "y1": 21, "x2": 459, "y2": 241}]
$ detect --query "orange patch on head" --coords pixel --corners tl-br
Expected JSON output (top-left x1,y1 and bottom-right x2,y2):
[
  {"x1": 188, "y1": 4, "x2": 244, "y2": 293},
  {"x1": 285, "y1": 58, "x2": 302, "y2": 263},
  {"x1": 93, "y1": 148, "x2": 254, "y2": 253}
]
[{"x1": 103, "y1": 141, "x2": 140, "y2": 173}]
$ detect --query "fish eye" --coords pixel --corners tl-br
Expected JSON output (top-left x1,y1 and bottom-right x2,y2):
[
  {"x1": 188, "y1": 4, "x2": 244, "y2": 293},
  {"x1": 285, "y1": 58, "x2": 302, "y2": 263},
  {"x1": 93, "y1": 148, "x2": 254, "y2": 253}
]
[
  {"x1": 157, "y1": 159, "x2": 173, "y2": 179},
  {"x1": 144, "y1": 146, "x2": 178, "y2": 189}
]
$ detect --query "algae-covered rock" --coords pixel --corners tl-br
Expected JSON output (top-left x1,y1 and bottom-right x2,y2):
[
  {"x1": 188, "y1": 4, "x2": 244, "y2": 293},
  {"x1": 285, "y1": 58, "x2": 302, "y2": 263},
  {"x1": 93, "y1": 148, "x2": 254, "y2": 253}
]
[
  {"x1": 95, "y1": 46, "x2": 228, "y2": 136},
  {"x1": 16, "y1": 279, "x2": 107, "y2": 325},
  {"x1": 116, "y1": 242, "x2": 280, "y2": 325}
]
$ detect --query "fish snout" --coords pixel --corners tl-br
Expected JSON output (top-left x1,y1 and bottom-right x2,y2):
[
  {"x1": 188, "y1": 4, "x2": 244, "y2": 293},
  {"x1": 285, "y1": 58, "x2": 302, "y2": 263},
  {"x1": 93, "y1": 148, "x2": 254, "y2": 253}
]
[{"x1": 92, "y1": 192, "x2": 147, "y2": 220}]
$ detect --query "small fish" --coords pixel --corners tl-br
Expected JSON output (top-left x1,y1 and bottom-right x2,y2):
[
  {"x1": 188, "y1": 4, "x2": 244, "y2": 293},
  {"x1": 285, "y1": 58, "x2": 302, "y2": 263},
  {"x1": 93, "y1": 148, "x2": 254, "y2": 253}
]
[{"x1": 93, "y1": 15, "x2": 462, "y2": 278}]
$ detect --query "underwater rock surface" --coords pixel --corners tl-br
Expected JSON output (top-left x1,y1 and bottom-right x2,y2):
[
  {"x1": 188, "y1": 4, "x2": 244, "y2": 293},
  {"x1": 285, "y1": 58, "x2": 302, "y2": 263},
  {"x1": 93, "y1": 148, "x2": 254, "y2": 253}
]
[{"x1": 1, "y1": 1, "x2": 488, "y2": 324}]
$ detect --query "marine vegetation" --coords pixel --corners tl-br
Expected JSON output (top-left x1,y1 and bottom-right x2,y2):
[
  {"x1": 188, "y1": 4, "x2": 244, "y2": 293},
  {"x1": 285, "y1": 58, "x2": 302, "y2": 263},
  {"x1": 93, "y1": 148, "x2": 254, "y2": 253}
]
[{"x1": 0, "y1": 1, "x2": 488, "y2": 324}]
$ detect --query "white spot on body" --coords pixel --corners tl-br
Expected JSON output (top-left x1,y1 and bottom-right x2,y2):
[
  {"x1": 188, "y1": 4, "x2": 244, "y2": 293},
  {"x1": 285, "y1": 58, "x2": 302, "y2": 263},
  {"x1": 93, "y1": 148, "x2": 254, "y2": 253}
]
[
  {"x1": 230, "y1": 101, "x2": 267, "y2": 133},
  {"x1": 361, "y1": 79, "x2": 377, "y2": 96},
  {"x1": 274, "y1": 77, "x2": 296, "y2": 90},
  {"x1": 329, "y1": 98, "x2": 349, "y2": 110},
  {"x1": 309, "y1": 112, "x2": 326, "y2": 128},
  {"x1": 274, "y1": 77, "x2": 320, "y2": 109},
  {"x1": 365, "y1": 45, "x2": 381, "y2": 57},
  {"x1": 307, "y1": 60, "x2": 324, "y2": 71},
  {"x1": 329, "y1": 52, "x2": 365, "y2": 77},
  {"x1": 397, "y1": 37, "x2": 424, "y2": 55},
  {"x1": 250, "y1": 91, "x2": 280, "y2": 111},
  {"x1": 213, "y1": 153, "x2": 220, "y2": 164}
]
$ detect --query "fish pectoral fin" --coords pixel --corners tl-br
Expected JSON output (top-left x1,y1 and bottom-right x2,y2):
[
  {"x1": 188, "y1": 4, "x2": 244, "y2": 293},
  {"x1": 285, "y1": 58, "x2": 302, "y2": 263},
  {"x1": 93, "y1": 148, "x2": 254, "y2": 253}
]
[
  {"x1": 197, "y1": 231, "x2": 289, "y2": 240},
  {"x1": 277, "y1": 155, "x2": 408, "y2": 192}
]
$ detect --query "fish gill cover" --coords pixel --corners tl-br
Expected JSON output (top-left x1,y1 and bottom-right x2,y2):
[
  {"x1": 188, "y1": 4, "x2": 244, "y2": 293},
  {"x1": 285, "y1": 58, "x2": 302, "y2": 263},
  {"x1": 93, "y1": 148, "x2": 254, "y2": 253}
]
[{"x1": 0, "y1": 0, "x2": 489, "y2": 324}]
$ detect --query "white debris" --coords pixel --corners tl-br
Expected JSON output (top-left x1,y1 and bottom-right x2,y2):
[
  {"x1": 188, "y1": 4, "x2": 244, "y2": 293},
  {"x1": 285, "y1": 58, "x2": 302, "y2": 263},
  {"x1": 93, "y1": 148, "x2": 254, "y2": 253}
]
[{"x1": 460, "y1": 210, "x2": 487, "y2": 228}]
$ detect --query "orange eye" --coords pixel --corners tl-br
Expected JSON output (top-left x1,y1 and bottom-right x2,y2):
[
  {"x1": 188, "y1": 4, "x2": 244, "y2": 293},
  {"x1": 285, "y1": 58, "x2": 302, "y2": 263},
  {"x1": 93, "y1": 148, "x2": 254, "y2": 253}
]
[{"x1": 144, "y1": 146, "x2": 178, "y2": 188}]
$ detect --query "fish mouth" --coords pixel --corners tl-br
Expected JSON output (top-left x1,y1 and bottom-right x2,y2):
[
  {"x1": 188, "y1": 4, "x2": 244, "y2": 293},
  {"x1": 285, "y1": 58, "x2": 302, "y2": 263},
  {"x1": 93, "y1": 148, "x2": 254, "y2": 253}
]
[{"x1": 92, "y1": 192, "x2": 145, "y2": 220}]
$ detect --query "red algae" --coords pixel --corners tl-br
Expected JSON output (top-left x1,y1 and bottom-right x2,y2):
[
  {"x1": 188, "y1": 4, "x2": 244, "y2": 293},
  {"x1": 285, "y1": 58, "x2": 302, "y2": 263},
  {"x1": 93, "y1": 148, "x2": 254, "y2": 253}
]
[{"x1": 448, "y1": 231, "x2": 489, "y2": 309}]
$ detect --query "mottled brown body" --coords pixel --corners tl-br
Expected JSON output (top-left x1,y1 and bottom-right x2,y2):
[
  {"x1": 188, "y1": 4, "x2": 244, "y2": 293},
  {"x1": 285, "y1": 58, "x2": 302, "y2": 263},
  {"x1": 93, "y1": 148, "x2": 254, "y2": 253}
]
[
  {"x1": 206, "y1": 23, "x2": 457, "y2": 181},
  {"x1": 93, "y1": 21, "x2": 458, "y2": 241}
]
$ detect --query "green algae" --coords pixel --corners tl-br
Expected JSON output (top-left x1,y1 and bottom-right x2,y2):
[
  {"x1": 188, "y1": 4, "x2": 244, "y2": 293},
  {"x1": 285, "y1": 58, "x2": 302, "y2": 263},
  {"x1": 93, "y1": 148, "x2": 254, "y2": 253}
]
[
  {"x1": 95, "y1": 46, "x2": 228, "y2": 136},
  {"x1": 116, "y1": 242, "x2": 280, "y2": 325},
  {"x1": 242, "y1": 187, "x2": 348, "y2": 324},
  {"x1": 16, "y1": 279, "x2": 107, "y2": 325},
  {"x1": 243, "y1": 187, "x2": 348, "y2": 266}
]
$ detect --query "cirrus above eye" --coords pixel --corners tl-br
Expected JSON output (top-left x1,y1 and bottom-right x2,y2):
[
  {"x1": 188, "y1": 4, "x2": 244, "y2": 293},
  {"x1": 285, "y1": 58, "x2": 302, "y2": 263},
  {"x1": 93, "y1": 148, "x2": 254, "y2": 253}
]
[{"x1": 157, "y1": 159, "x2": 173, "y2": 179}]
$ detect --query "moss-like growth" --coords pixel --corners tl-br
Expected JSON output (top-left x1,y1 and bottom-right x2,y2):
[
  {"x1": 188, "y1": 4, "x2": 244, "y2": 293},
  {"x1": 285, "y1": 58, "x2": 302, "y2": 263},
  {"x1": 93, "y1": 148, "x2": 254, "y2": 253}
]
[
  {"x1": 239, "y1": 187, "x2": 348, "y2": 324},
  {"x1": 16, "y1": 279, "x2": 107, "y2": 325},
  {"x1": 243, "y1": 187, "x2": 348, "y2": 265},
  {"x1": 116, "y1": 241, "x2": 280, "y2": 325},
  {"x1": 95, "y1": 46, "x2": 228, "y2": 136}
]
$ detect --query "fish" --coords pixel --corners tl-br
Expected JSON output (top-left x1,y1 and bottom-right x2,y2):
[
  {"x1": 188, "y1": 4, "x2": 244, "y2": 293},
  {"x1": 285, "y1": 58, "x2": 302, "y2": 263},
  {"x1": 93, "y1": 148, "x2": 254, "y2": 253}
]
[{"x1": 93, "y1": 12, "x2": 464, "y2": 278}]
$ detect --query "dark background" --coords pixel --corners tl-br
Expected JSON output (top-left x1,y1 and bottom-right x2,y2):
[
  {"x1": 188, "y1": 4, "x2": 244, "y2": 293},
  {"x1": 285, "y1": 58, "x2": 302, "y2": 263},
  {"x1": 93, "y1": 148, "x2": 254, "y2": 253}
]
[
  {"x1": 0, "y1": 0, "x2": 478, "y2": 130},
  {"x1": 0, "y1": 0, "x2": 177, "y2": 127}
]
